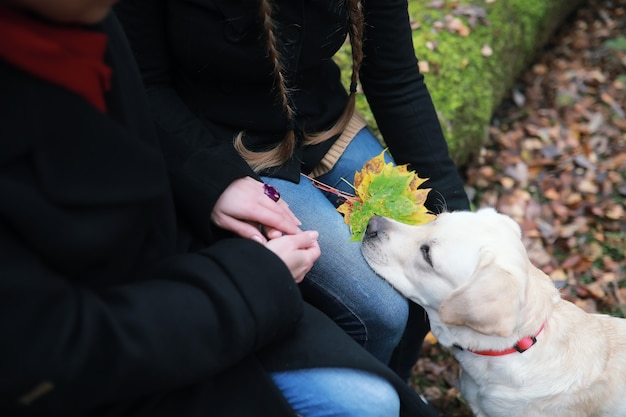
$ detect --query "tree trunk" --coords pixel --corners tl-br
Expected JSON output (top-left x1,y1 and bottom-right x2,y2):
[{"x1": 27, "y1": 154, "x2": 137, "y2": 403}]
[{"x1": 348, "y1": 0, "x2": 589, "y2": 166}]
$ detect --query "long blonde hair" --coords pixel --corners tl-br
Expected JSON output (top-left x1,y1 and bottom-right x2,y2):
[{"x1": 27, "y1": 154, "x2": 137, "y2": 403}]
[{"x1": 233, "y1": 0, "x2": 365, "y2": 172}]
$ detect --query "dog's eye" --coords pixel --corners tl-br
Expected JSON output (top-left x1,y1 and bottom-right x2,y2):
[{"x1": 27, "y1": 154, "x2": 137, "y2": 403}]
[{"x1": 420, "y1": 245, "x2": 432, "y2": 266}]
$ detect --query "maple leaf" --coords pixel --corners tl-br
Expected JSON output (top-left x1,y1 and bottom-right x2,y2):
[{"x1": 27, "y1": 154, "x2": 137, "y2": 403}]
[{"x1": 335, "y1": 150, "x2": 436, "y2": 241}]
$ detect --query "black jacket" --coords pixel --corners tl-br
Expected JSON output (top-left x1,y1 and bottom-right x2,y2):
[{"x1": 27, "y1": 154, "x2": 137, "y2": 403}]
[
  {"x1": 114, "y1": 0, "x2": 470, "y2": 228},
  {"x1": 0, "y1": 13, "x2": 437, "y2": 417}
]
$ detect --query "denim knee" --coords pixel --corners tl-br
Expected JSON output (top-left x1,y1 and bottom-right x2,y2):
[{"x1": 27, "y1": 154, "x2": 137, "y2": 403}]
[
  {"x1": 361, "y1": 293, "x2": 408, "y2": 363},
  {"x1": 271, "y1": 368, "x2": 400, "y2": 417},
  {"x1": 300, "y1": 268, "x2": 408, "y2": 364}
]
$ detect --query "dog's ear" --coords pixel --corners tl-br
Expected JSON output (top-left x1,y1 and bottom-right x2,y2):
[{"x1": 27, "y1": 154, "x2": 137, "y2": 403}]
[{"x1": 438, "y1": 249, "x2": 524, "y2": 337}]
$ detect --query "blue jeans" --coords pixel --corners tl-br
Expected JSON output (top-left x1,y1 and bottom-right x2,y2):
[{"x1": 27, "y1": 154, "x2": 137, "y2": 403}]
[
  {"x1": 271, "y1": 368, "x2": 400, "y2": 417},
  {"x1": 262, "y1": 128, "x2": 408, "y2": 364}
]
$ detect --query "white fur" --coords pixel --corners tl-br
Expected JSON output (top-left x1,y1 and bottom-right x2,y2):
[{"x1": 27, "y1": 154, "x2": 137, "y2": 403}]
[{"x1": 361, "y1": 208, "x2": 626, "y2": 417}]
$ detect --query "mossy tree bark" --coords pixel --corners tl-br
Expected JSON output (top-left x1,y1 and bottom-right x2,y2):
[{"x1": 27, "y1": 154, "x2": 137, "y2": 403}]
[{"x1": 338, "y1": 0, "x2": 588, "y2": 166}]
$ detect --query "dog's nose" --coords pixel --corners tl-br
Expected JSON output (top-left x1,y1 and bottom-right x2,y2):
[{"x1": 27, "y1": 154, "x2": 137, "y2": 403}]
[{"x1": 365, "y1": 216, "x2": 382, "y2": 238}]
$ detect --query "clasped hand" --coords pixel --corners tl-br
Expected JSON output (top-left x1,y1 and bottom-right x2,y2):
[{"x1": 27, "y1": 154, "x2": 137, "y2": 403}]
[{"x1": 211, "y1": 177, "x2": 320, "y2": 283}]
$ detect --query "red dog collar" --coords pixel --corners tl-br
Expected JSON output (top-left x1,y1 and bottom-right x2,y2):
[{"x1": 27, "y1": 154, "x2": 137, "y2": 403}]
[{"x1": 462, "y1": 323, "x2": 546, "y2": 357}]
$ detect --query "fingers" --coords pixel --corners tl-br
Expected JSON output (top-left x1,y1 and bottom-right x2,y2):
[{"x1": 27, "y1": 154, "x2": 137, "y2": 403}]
[
  {"x1": 265, "y1": 231, "x2": 320, "y2": 283},
  {"x1": 277, "y1": 199, "x2": 301, "y2": 228},
  {"x1": 244, "y1": 178, "x2": 302, "y2": 232},
  {"x1": 254, "y1": 193, "x2": 301, "y2": 235},
  {"x1": 265, "y1": 230, "x2": 320, "y2": 253},
  {"x1": 291, "y1": 232, "x2": 321, "y2": 283},
  {"x1": 210, "y1": 210, "x2": 266, "y2": 243},
  {"x1": 288, "y1": 230, "x2": 320, "y2": 250},
  {"x1": 264, "y1": 227, "x2": 285, "y2": 240},
  {"x1": 211, "y1": 177, "x2": 302, "y2": 240}
]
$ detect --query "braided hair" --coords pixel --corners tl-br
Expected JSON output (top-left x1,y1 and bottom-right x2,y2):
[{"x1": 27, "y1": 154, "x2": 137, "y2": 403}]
[{"x1": 234, "y1": 0, "x2": 365, "y2": 172}]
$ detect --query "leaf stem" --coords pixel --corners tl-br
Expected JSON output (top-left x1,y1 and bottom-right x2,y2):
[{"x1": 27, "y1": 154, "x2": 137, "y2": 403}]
[{"x1": 301, "y1": 174, "x2": 358, "y2": 202}]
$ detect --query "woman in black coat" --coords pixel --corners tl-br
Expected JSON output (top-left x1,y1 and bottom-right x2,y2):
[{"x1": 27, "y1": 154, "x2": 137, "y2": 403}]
[
  {"x1": 0, "y1": 2, "x2": 439, "y2": 416},
  {"x1": 115, "y1": 0, "x2": 471, "y2": 379}
]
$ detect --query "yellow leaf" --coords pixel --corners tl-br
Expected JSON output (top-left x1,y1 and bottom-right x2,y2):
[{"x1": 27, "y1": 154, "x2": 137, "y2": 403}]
[{"x1": 336, "y1": 149, "x2": 437, "y2": 240}]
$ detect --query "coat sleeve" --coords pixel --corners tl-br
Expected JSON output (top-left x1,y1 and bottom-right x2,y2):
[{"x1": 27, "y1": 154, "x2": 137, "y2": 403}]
[
  {"x1": 0, "y1": 224, "x2": 302, "y2": 414},
  {"x1": 359, "y1": 0, "x2": 470, "y2": 213},
  {"x1": 112, "y1": 1, "x2": 257, "y2": 234}
]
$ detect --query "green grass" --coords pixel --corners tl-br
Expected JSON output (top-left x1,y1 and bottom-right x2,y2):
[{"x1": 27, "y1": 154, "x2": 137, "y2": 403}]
[{"x1": 335, "y1": 0, "x2": 586, "y2": 165}]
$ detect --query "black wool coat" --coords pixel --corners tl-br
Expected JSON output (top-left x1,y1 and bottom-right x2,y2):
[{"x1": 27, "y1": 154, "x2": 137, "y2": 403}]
[
  {"x1": 0, "y1": 13, "x2": 437, "y2": 417},
  {"x1": 115, "y1": 0, "x2": 470, "y2": 230}
]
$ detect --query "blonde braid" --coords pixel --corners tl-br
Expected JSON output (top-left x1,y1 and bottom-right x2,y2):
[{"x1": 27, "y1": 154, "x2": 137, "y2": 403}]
[
  {"x1": 258, "y1": 0, "x2": 296, "y2": 122},
  {"x1": 304, "y1": 0, "x2": 364, "y2": 145},
  {"x1": 234, "y1": 0, "x2": 365, "y2": 172},
  {"x1": 234, "y1": 0, "x2": 296, "y2": 172}
]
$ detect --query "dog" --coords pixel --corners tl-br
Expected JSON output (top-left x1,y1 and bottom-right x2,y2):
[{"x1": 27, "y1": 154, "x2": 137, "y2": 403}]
[{"x1": 361, "y1": 208, "x2": 626, "y2": 417}]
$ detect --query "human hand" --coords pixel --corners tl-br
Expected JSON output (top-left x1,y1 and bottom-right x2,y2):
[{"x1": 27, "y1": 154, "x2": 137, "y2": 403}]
[
  {"x1": 211, "y1": 177, "x2": 302, "y2": 243},
  {"x1": 265, "y1": 231, "x2": 320, "y2": 283}
]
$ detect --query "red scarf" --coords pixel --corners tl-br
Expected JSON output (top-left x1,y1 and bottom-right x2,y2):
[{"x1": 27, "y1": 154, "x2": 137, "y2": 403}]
[{"x1": 0, "y1": 6, "x2": 112, "y2": 112}]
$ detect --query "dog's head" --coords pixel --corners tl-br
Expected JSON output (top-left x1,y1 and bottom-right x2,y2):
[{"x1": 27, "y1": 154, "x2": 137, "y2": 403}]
[{"x1": 361, "y1": 208, "x2": 555, "y2": 345}]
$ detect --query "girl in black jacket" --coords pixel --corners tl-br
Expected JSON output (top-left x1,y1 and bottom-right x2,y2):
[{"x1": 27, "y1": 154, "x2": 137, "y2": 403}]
[
  {"x1": 115, "y1": 0, "x2": 471, "y2": 379},
  {"x1": 0, "y1": 1, "x2": 440, "y2": 416}
]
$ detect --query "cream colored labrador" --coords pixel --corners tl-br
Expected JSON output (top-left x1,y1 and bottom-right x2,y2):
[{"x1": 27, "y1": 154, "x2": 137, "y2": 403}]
[{"x1": 361, "y1": 208, "x2": 626, "y2": 417}]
